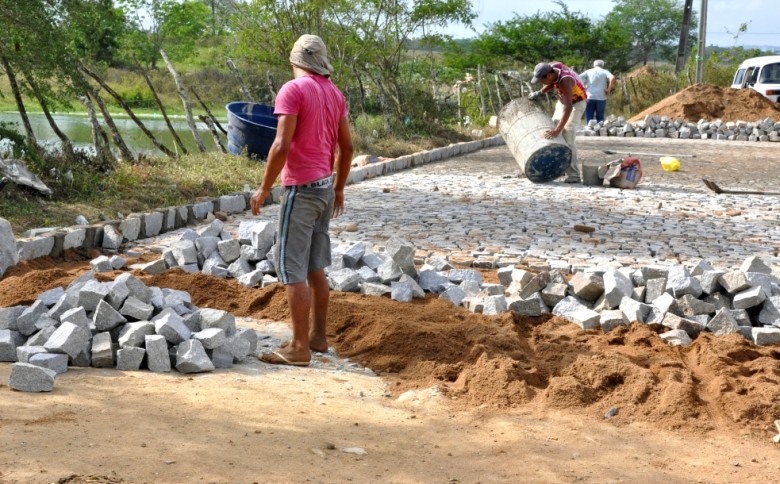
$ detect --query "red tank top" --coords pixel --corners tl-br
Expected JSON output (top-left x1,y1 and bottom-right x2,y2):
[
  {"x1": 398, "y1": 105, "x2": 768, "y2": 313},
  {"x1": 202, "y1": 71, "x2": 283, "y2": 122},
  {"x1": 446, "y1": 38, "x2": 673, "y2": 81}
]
[{"x1": 550, "y1": 61, "x2": 587, "y2": 103}]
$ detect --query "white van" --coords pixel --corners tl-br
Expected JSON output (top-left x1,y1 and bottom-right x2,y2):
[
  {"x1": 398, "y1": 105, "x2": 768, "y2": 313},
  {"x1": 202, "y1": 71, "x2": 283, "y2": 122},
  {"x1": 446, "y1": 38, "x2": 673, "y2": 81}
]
[{"x1": 731, "y1": 55, "x2": 780, "y2": 103}]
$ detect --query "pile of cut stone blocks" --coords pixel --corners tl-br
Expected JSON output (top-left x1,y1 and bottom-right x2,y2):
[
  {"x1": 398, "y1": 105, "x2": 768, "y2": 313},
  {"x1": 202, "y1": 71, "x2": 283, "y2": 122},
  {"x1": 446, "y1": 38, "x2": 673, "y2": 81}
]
[
  {"x1": 579, "y1": 115, "x2": 780, "y2": 142},
  {"x1": 321, "y1": 238, "x2": 780, "y2": 348},
  {"x1": 128, "y1": 219, "x2": 279, "y2": 290},
  {"x1": 1, "y1": 271, "x2": 257, "y2": 392}
]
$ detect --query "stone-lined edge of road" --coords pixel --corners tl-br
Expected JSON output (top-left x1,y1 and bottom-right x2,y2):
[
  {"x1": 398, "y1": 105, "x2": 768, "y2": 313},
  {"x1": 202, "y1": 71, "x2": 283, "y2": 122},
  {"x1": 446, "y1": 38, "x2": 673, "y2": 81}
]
[{"x1": 0, "y1": 135, "x2": 507, "y2": 278}]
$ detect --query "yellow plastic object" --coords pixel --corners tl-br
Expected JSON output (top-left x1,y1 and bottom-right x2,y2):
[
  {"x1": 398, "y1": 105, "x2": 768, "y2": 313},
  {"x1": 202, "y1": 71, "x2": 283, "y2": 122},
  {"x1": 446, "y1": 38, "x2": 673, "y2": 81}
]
[{"x1": 660, "y1": 156, "x2": 681, "y2": 172}]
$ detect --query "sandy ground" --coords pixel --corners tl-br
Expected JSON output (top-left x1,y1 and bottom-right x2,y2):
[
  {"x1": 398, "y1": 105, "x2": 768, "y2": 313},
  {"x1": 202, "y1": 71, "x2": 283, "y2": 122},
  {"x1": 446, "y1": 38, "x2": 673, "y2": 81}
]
[
  {"x1": 1, "y1": 321, "x2": 778, "y2": 484},
  {"x1": 1, "y1": 255, "x2": 779, "y2": 483}
]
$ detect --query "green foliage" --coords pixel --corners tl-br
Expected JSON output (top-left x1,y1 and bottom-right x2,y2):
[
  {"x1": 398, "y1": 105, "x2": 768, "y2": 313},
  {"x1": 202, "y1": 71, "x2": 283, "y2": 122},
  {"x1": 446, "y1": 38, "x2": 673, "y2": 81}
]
[
  {"x1": 226, "y1": 0, "x2": 477, "y2": 125},
  {"x1": 469, "y1": 3, "x2": 634, "y2": 72},
  {"x1": 606, "y1": 0, "x2": 695, "y2": 66},
  {"x1": 63, "y1": 0, "x2": 127, "y2": 66},
  {"x1": 159, "y1": 1, "x2": 212, "y2": 61},
  {"x1": 680, "y1": 46, "x2": 772, "y2": 88},
  {"x1": 116, "y1": 0, "x2": 218, "y2": 67}
]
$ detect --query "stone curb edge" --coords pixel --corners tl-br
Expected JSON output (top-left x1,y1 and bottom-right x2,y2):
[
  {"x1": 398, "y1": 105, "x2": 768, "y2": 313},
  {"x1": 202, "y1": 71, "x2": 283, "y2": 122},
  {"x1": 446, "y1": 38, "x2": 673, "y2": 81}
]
[{"x1": 0, "y1": 135, "x2": 506, "y2": 276}]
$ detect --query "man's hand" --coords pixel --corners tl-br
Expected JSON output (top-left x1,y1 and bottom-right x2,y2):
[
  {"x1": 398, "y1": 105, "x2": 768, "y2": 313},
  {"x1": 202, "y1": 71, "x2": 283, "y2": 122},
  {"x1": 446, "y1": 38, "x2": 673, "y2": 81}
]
[
  {"x1": 332, "y1": 188, "x2": 345, "y2": 218},
  {"x1": 544, "y1": 128, "x2": 562, "y2": 139},
  {"x1": 528, "y1": 90, "x2": 543, "y2": 101},
  {"x1": 250, "y1": 188, "x2": 271, "y2": 216}
]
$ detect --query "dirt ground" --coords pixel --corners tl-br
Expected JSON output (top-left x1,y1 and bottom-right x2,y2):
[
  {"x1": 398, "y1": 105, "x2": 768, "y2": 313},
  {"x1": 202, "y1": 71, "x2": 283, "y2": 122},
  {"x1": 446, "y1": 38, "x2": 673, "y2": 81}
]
[
  {"x1": 2, "y1": 91, "x2": 780, "y2": 483},
  {"x1": 1, "y1": 258, "x2": 779, "y2": 483}
]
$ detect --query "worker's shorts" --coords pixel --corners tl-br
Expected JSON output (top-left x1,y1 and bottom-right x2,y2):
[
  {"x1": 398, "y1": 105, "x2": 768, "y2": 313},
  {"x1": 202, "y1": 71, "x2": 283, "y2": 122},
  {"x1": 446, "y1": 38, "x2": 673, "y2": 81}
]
[{"x1": 274, "y1": 180, "x2": 335, "y2": 285}]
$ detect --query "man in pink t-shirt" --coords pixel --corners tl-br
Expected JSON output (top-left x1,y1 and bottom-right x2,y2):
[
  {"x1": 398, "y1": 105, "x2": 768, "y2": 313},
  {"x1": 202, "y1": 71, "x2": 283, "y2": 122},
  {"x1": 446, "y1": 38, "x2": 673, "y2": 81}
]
[{"x1": 250, "y1": 34, "x2": 353, "y2": 366}]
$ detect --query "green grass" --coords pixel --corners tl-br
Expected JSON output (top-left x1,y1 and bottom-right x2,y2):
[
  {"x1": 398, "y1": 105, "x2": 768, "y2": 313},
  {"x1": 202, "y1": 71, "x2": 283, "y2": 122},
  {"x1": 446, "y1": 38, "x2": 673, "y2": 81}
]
[{"x1": 1, "y1": 151, "x2": 265, "y2": 235}]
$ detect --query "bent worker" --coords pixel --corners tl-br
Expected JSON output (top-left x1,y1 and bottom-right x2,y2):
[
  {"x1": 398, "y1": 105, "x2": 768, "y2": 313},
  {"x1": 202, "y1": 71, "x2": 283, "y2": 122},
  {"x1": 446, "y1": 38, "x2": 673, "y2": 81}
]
[
  {"x1": 580, "y1": 60, "x2": 616, "y2": 124},
  {"x1": 528, "y1": 61, "x2": 588, "y2": 183},
  {"x1": 250, "y1": 34, "x2": 353, "y2": 366}
]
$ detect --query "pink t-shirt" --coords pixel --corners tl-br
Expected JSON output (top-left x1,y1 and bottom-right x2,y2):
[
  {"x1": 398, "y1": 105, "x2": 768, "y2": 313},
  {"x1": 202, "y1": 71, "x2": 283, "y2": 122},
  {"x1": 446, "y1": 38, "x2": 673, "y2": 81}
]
[{"x1": 274, "y1": 75, "x2": 347, "y2": 186}]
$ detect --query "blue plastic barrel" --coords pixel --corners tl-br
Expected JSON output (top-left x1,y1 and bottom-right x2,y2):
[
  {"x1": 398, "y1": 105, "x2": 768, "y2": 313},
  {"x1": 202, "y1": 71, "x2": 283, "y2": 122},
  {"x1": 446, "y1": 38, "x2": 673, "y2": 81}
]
[{"x1": 225, "y1": 102, "x2": 278, "y2": 159}]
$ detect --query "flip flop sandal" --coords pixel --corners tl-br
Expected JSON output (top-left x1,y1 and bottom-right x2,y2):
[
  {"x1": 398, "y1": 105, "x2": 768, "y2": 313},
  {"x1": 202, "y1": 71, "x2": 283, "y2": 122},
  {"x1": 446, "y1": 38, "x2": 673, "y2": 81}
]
[
  {"x1": 258, "y1": 351, "x2": 310, "y2": 367},
  {"x1": 279, "y1": 340, "x2": 329, "y2": 353}
]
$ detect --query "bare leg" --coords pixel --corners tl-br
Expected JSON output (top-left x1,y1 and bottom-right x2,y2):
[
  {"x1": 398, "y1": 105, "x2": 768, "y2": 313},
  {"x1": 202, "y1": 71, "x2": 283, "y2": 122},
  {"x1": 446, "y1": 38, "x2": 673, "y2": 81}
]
[
  {"x1": 282, "y1": 281, "x2": 312, "y2": 362},
  {"x1": 307, "y1": 270, "x2": 329, "y2": 352}
]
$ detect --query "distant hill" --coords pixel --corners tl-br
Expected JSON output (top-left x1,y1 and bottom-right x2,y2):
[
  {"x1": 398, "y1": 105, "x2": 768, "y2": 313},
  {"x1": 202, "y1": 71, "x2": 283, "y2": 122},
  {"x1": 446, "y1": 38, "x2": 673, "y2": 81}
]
[{"x1": 739, "y1": 45, "x2": 780, "y2": 54}]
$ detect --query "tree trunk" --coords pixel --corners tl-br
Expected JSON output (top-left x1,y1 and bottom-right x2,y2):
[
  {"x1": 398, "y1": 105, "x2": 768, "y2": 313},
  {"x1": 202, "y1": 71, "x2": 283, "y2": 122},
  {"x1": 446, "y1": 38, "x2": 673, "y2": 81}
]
[
  {"x1": 0, "y1": 54, "x2": 37, "y2": 148},
  {"x1": 191, "y1": 86, "x2": 226, "y2": 134},
  {"x1": 199, "y1": 115, "x2": 226, "y2": 153},
  {"x1": 351, "y1": 64, "x2": 367, "y2": 116},
  {"x1": 133, "y1": 55, "x2": 188, "y2": 155},
  {"x1": 372, "y1": 77, "x2": 393, "y2": 135},
  {"x1": 79, "y1": 94, "x2": 115, "y2": 168},
  {"x1": 80, "y1": 65, "x2": 177, "y2": 158},
  {"x1": 226, "y1": 58, "x2": 255, "y2": 102},
  {"x1": 160, "y1": 49, "x2": 207, "y2": 153},
  {"x1": 24, "y1": 75, "x2": 75, "y2": 161},
  {"x1": 266, "y1": 71, "x2": 277, "y2": 104},
  {"x1": 90, "y1": 88, "x2": 135, "y2": 163}
]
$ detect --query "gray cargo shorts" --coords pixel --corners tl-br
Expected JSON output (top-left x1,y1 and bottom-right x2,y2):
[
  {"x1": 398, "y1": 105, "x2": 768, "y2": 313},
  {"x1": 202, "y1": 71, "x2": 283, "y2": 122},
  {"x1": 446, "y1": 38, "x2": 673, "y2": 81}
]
[{"x1": 274, "y1": 177, "x2": 335, "y2": 285}]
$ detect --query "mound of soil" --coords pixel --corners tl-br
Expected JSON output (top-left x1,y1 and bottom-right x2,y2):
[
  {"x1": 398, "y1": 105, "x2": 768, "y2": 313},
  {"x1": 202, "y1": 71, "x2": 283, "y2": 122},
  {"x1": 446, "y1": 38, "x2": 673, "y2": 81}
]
[
  {"x1": 3, "y1": 256, "x2": 779, "y2": 437},
  {"x1": 624, "y1": 64, "x2": 656, "y2": 80},
  {"x1": 629, "y1": 83, "x2": 780, "y2": 123}
]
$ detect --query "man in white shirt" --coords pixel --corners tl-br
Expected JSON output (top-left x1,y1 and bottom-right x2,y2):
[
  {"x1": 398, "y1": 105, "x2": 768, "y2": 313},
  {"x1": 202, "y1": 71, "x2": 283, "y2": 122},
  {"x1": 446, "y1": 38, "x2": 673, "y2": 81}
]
[{"x1": 579, "y1": 60, "x2": 616, "y2": 124}]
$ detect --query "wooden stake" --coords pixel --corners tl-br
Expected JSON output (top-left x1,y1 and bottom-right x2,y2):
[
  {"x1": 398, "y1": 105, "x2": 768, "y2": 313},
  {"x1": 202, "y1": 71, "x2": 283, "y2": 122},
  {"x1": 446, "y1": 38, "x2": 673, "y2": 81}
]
[
  {"x1": 199, "y1": 115, "x2": 227, "y2": 153},
  {"x1": 160, "y1": 49, "x2": 207, "y2": 153},
  {"x1": 477, "y1": 65, "x2": 486, "y2": 117},
  {"x1": 266, "y1": 71, "x2": 277, "y2": 104},
  {"x1": 226, "y1": 58, "x2": 255, "y2": 102},
  {"x1": 191, "y1": 86, "x2": 227, "y2": 135},
  {"x1": 494, "y1": 74, "x2": 503, "y2": 110}
]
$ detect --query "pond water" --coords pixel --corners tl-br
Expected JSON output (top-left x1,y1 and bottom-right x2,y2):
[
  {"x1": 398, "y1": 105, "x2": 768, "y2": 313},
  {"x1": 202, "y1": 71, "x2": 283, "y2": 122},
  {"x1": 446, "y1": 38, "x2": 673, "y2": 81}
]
[{"x1": 0, "y1": 111, "x2": 228, "y2": 156}]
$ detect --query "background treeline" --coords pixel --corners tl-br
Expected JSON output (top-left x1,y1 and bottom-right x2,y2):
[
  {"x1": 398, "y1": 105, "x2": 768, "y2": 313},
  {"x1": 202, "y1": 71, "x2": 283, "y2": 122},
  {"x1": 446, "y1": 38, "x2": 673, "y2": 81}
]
[{"x1": 0, "y1": 0, "x2": 774, "y2": 169}]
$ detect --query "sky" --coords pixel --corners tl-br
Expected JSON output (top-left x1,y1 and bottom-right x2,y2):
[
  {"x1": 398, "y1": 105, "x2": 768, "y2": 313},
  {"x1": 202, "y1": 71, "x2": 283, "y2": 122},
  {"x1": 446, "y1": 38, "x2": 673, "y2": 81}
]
[{"x1": 441, "y1": 0, "x2": 780, "y2": 49}]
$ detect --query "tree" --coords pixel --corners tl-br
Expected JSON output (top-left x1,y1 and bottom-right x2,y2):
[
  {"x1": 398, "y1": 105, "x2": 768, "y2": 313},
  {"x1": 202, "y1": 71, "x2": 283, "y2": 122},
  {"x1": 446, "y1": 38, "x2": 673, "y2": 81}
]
[
  {"x1": 160, "y1": 1, "x2": 212, "y2": 60},
  {"x1": 224, "y1": 0, "x2": 476, "y2": 127},
  {"x1": 467, "y1": 2, "x2": 633, "y2": 73},
  {"x1": 62, "y1": 0, "x2": 127, "y2": 66},
  {"x1": 605, "y1": 0, "x2": 695, "y2": 66},
  {"x1": 0, "y1": 0, "x2": 130, "y2": 167},
  {"x1": 117, "y1": 0, "x2": 177, "y2": 67}
]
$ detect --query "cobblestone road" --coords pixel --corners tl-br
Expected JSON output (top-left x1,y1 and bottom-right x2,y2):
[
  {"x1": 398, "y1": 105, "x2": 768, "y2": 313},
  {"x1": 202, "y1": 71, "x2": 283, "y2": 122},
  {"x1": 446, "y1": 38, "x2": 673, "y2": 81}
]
[{"x1": 322, "y1": 136, "x2": 780, "y2": 272}]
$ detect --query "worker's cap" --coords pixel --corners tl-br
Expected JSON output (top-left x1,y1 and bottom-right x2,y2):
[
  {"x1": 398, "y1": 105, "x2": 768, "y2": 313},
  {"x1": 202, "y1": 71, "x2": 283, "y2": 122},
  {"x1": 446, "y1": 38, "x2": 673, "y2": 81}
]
[
  {"x1": 531, "y1": 63, "x2": 553, "y2": 84},
  {"x1": 289, "y1": 34, "x2": 333, "y2": 76}
]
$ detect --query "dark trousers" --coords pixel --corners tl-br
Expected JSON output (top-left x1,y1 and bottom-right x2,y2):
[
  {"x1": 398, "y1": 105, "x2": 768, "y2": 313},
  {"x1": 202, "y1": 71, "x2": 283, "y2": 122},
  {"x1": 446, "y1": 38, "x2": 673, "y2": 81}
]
[{"x1": 585, "y1": 99, "x2": 607, "y2": 123}]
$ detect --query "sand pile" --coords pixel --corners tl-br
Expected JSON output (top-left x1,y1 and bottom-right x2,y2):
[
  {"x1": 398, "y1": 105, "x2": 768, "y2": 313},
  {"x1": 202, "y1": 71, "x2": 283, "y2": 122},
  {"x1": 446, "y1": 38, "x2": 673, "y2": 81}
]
[
  {"x1": 629, "y1": 84, "x2": 780, "y2": 123},
  {"x1": 2, "y1": 255, "x2": 779, "y2": 437}
]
